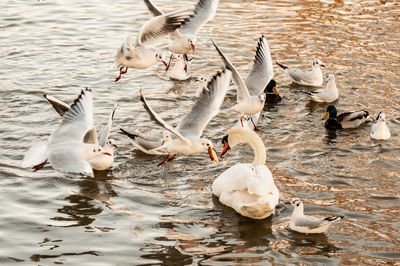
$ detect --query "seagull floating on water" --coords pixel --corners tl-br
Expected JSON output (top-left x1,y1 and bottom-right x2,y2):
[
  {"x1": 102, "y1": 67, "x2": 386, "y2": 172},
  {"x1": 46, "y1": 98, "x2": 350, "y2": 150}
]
[
  {"x1": 166, "y1": 54, "x2": 192, "y2": 80},
  {"x1": 286, "y1": 198, "x2": 344, "y2": 234},
  {"x1": 322, "y1": 105, "x2": 369, "y2": 130},
  {"x1": 370, "y1": 111, "x2": 391, "y2": 140},
  {"x1": 302, "y1": 74, "x2": 339, "y2": 103},
  {"x1": 276, "y1": 58, "x2": 325, "y2": 87},
  {"x1": 22, "y1": 89, "x2": 111, "y2": 176},
  {"x1": 114, "y1": 10, "x2": 190, "y2": 81},
  {"x1": 140, "y1": 69, "x2": 232, "y2": 165}
]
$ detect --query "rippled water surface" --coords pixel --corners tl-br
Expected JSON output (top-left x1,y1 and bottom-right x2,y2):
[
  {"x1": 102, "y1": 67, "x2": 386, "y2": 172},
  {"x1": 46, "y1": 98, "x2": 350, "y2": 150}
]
[{"x1": 1, "y1": 0, "x2": 400, "y2": 265}]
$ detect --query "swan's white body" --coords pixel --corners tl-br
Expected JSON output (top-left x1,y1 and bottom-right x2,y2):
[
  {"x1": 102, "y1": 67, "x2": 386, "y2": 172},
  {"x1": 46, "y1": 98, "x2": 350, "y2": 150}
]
[
  {"x1": 212, "y1": 127, "x2": 279, "y2": 219},
  {"x1": 370, "y1": 112, "x2": 391, "y2": 140}
]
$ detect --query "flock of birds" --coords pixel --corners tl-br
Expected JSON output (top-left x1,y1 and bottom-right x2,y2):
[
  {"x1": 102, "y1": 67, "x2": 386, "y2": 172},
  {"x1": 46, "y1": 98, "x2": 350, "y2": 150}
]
[{"x1": 21, "y1": 0, "x2": 392, "y2": 235}]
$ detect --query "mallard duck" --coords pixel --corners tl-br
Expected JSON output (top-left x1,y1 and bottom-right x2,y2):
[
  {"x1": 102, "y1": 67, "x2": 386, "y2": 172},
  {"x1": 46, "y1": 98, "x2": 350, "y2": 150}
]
[
  {"x1": 286, "y1": 198, "x2": 344, "y2": 234},
  {"x1": 263, "y1": 79, "x2": 282, "y2": 103},
  {"x1": 370, "y1": 112, "x2": 391, "y2": 140},
  {"x1": 322, "y1": 105, "x2": 369, "y2": 130},
  {"x1": 212, "y1": 127, "x2": 280, "y2": 219}
]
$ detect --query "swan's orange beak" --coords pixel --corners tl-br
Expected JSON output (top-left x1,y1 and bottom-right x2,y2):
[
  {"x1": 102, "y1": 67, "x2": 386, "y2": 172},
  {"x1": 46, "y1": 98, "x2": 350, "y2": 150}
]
[{"x1": 208, "y1": 147, "x2": 219, "y2": 162}]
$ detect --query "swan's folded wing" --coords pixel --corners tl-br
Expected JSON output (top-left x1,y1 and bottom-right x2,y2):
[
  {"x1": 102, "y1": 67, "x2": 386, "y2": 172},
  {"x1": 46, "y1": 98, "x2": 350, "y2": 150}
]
[
  {"x1": 180, "y1": 0, "x2": 219, "y2": 36},
  {"x1": 245, "y1": 36, "x2": 274, "y2": 96},
  {"x1": 176, "y1": 69, "x2": 232, "y2": 138}
]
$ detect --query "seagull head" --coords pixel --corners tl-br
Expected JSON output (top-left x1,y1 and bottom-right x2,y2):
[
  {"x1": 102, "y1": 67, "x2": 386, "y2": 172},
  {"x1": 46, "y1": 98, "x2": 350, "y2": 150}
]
[
  {"x1": 194, "y1": 76, "x2": 207, "y2": 87},
  {"x1": 313, "y1": 58, "x2": 326, "y2": 68},
  {"x1": 201, "y1": 139, "x2": 218, "y2": 162},
  {"x1": 258, "y1": 92, "x2": 266, "y2": 103},
  {"x1": 286, "y1": 198, "x2": 303, "y2": 208},
  {"x1": 323, "y1": 105, "x2": 337, "y2": 120},
  {"x1": 105, "y1": 139, "x2": 117, "y2": 149},
  {"x1": 90, "y1": 145, "x2": 111, "y2": 157},
  {"x1": 376, "y1": 111, "x2": 386, "y2": 122}
]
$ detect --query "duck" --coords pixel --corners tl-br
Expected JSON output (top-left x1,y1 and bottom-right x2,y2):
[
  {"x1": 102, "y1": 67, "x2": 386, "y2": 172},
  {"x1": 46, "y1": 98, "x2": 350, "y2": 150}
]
[
  {"x1": 322, "y1": 105, "x2": 369, "y2": 130},
  {"x1": 263, "y1": 79, "x2": 282, "y2": 103},
  {"x1": 307, "y1": 74, "x2": 339, "y2": 103},
  {"x1": 286, "y1": 198, "x2": 344, "y2": 234},
  {"x1": 212, "y1": 127, "x2": 280, "y2": 219},
  {"x1": 276, "y1": 58, "x2": 325, "y2": 87},
  {"x1": 370, "y1": 111, "x2": 391, "y2": 140}
]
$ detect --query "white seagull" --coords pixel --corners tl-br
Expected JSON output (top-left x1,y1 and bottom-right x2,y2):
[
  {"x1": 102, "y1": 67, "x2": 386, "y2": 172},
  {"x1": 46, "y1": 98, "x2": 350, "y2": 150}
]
[
  {"x1": 370, "y1": 111, "x2": 391, "y2": 140},
  {"x1": 119, "y1": 128, "x2": 170, "y2": 155},
  {"x1": 114, "y1": 10, "x2": 190, "y2": 81},
  {"x1": 276, "y1": 58, "x2": 325, "y2": 87},
  {"x1": 286, "y1": 198, "x2": 344, "y2": 234},
  {"x1": 42, "y1": 94, "x2": 118, "y2": 171},
  {"x1": 140, "y1": 69, "x2": 232, "y2": 165},
  {"x1": 194, "y1": 76, "x2": 208, "y2": 97},
  {"x1": 303, "y1": 74, "x2": 339, "y2": 103},
  {"x1": 21, "y1": 89, "x2": 111, "y2": 176},
  {"x1": 144, "y1": 0, "x2": 219, "y2": 55},
  {"x1": 212, "y1": 37, "x2": 273, "y2": 130}
]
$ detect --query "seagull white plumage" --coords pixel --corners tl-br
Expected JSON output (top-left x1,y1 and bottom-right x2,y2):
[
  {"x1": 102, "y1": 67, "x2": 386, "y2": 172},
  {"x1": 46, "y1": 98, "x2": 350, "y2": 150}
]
[
  {"x1": 166, "y1": 54, "x2": 192, "y2": 80},
  {"x1": 119, "y1": 128, "x2": 170, "y2": 155},
  {"x1": 212, "y1": 38, "x2": 270, "y2": 130},
  {"x1": 114, "y1": 10, "x2": 190, "y2": 81},
  {"x1": 212, "y1": 127, "x2": 279, "y2": 219},
  {"x1": 276, "y1": 58, "x2": 325, "y2": 87},
  {"x1": 286, "y1": 198, "x2": 344, "y2": 234},
  {"x1": 308, "y1": 74, "x2": 339, "y2": 103},
  {"x1": 42, "y1": 94, "x2": 118, "y2": 171},
  {"x1": 144, "y1": 0, "x2": 219, "y2": 54},
  {"x1": 194, "y1": 76, "x2": 208, "y2": 97},
  {"x1": 370, "y1": 112, "x2": 391, "y2": 140},
  {"x1": 21, "y1": 89, "x2": 109, "y2": 176},
  {"x1": 140, "y1": 69, "x2": 232, "y2": 165}
]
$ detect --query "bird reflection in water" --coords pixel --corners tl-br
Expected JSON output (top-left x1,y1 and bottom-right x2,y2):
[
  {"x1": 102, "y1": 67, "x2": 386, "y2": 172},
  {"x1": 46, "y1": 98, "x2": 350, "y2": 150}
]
[
  {"x1": 51, "y1": 171, "x2": 117, "y2": 227},
  {"x1": 286, "y1": 230, "x2": 342, "y2": 256}
]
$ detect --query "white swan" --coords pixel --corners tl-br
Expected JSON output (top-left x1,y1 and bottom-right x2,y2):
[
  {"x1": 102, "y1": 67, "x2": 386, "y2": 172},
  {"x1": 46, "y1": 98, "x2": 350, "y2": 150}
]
[{"x1": 212, "y1": 127, "x2": 279, "y2": 219}]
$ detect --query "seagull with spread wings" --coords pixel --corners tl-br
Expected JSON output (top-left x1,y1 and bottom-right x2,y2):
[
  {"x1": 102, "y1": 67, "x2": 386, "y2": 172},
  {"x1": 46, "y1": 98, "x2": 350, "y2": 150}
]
[
  {"x1": 114, "y1": 9, "x2": 190, "y2": 82},
  {"x1": 139, "y1": 69, "x2": 232, "y2": 165},
  {"x1": 42, "y1": 94, "x2": 117, "y2": 171},
  {"x1": 212, "y1": 37, "x2": 277, "y2": 130},
  {"x1": 21, "y1": 89, "x2": 111, "y2": 176},
  {"x1": 144, "y1": 0, "x2": 219, "y2": 55}
]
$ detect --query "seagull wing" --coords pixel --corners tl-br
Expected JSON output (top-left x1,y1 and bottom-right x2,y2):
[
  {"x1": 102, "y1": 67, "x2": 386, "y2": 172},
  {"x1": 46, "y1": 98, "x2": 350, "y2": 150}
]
[
  {"x1": 143, "y1": 0, "x2": 163, "y2": 16},
  {"x1": 98, "y1": 104, "x2": 117, "y2": 147},
  {"x1": 294, "y1": 216, "x2": 329, "y2": 229},
  {"x1": 43, "y1": 94, "x2": 70, "y2": 117},
  {"x1": 137, "y1": 11, "x2": 190, "y2": 46},
  {"x1": 180, "y1": 0, "x2": 219, "y2": 36},
  {"x1": 211, "y1": 38, "x2": 250, "y2": 102},
  {"x1": 245, "y1": 36, "x2": 274, "y2": 96},
  {"x1": 176, "y1": 69, "x2": 232, "y2": 138},
  {"x1": 140, "y1": 90, "x2": 189, "y2": 144},
  {"x1": 46, "y1": 88, "x2": 95, "y2": 176}
]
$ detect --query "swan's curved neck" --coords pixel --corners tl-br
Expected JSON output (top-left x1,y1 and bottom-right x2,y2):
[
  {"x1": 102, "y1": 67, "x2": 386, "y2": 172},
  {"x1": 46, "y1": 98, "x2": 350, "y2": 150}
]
[{"x1": 237, "y1": 130, "x2": 266, "y2": 166}]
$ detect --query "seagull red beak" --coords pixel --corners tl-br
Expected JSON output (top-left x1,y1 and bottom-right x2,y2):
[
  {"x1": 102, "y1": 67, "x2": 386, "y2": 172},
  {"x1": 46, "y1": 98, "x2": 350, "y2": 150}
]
[
  {"x1": 103, "y1": 152, "x2": 112, "y2": 156},
  {"x1": 320, "y1": 64, "x2": 326, "y2": 68},
  {"x1": 112, "y1": 144, "x2": 118, "y2": 149}
]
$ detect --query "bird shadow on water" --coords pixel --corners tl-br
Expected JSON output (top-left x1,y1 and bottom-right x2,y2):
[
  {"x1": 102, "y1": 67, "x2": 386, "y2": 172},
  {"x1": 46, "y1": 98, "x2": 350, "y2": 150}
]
[{"x1": 50, "y1": 171, "x2": 117, "y2": 228}]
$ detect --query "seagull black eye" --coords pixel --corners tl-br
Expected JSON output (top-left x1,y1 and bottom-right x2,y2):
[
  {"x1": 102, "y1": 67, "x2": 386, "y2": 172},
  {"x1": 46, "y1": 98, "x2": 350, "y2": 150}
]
[
  {"x1": 296, "y1": 203, "x2": 300, "y2": 207},
  {"x1": 93, "y1": 149, "x2": 95, "y2": 152},
  {"x1": 98, "y1": 148, "x2": 101, "y2": 152}
]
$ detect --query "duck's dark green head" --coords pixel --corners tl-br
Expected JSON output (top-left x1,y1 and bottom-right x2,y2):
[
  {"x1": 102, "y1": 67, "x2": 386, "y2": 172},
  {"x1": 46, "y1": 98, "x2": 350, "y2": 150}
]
[
  {"x1": 264, "y1": 79, "x2": 279, "y2": 95},
  {"x1": 322, "y1": 105, "x2": 337, "y2": 120}
]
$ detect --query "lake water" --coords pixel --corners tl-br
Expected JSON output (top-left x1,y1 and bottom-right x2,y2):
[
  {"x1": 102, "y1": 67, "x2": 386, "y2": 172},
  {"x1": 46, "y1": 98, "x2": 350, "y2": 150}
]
[{"x1": 1, "y1": 0, "x2": 399, "y2": 265}]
